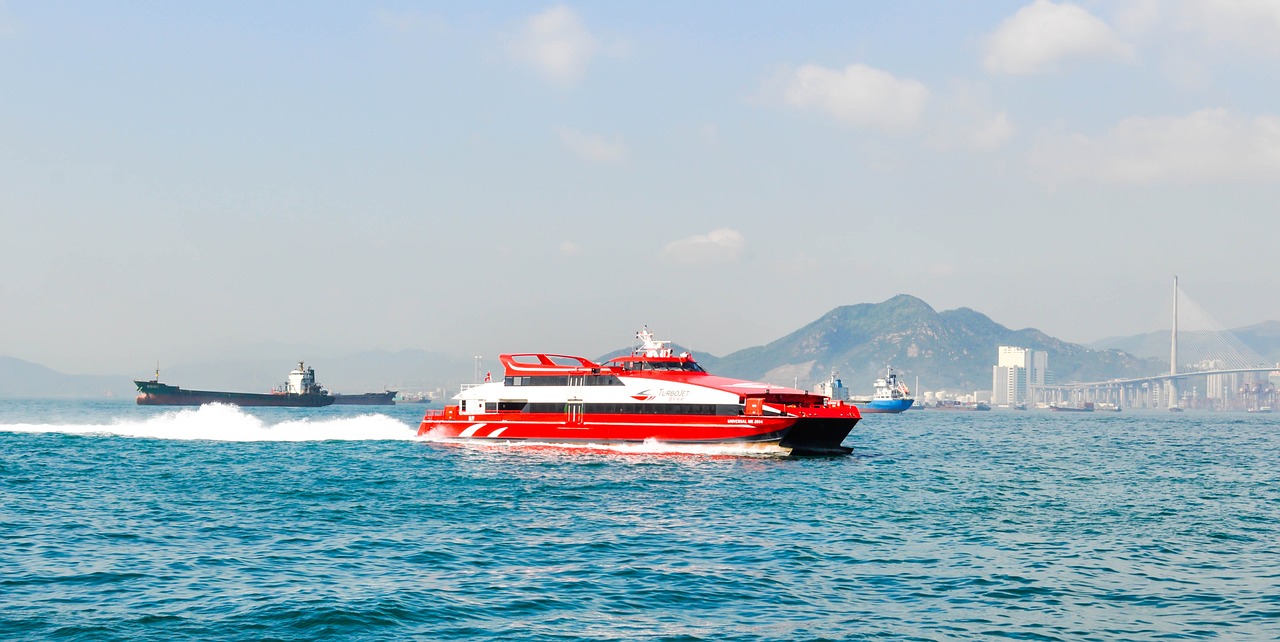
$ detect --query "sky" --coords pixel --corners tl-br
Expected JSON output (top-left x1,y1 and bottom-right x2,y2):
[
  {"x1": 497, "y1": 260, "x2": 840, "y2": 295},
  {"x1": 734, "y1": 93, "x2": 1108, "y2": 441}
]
[{"x1": 3, "y1": 1, "x2": 1280, "y2": 375}]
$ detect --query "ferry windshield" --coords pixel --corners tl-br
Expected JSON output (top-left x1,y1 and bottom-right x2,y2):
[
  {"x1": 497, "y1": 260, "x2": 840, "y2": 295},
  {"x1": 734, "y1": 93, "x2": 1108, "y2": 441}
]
[{"x1": 617, "y1": 360, "x2": 706, "y2": 372}]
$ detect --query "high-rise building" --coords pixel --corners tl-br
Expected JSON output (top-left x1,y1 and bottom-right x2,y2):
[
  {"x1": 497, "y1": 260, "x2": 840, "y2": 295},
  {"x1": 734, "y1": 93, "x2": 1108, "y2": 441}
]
[
  {"x1": 1030, "y1": 351, "x2": 1050, "y2": 387},
  {"x1": 992, "y1": 364, "x2": 1026, "y2": 406},
  {"x1": 992, "y1": 346, "x2": 1052, "y2": 405}
]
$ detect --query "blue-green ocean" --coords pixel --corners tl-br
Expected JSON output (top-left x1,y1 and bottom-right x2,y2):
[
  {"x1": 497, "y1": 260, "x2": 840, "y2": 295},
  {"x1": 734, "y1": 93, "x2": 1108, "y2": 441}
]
[{"x1": 2, "y1": 399, "x2": 1278, "y2": 641}]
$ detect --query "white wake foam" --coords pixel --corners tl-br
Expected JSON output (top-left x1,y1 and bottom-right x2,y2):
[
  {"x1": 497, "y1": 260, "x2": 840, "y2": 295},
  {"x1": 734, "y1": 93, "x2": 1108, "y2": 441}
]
[{"x1": 1, "y1": 403, "x2": 418, "y2": 442}]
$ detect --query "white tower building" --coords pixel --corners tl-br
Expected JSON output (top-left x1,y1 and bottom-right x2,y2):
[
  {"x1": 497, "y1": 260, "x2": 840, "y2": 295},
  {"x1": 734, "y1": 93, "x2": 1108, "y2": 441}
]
[{"x1": 992, "y1": 346, "x2": 1051, "y2": 406}]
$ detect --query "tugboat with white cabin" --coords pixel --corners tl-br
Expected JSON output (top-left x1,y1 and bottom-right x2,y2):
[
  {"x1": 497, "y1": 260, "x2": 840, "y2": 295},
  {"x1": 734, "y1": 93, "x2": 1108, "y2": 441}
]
[{"x1": 851, "y1": 366, "x2": 915, "y2": 413}]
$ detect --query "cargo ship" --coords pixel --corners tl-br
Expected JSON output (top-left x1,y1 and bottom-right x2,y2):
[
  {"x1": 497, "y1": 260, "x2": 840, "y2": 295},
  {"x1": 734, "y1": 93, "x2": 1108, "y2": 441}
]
[
  {"x1": 418, "y1": 328, "x2": 861, "y2": 456},
  {"x1": 135, "y1": 362, "x2": 335, "y2": 407},
  {"x1": 333, "y1": 391, "x2": 398, "y2": 405}
]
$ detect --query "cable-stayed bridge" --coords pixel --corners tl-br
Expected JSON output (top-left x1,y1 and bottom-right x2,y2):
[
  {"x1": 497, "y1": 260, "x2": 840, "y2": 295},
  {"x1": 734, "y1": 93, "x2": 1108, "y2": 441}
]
[{"x1": 1034, "y1": 278, "x2": 1278, "y2": 411}]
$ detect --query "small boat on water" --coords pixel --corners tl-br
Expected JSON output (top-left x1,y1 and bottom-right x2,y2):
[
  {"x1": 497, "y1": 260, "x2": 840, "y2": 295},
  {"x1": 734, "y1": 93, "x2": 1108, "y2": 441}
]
[
  {"x1": 135, "y1": 362, "x2": 335, "y2": 407},
  {"x1": 333, "y1": 391, "x2": 398, "y2": 405},
  {"x1": 930, "y1": 400, "x2": 991, "y2": 411},
  {"x1": 1050, "y1": 402, "x2": 1095, "y2": 412},
  {"x1": 1248, "y1": 406, "x2": 1272, "y2": 414},
  {"x1": 417, "y1": 328, "x2": 862, "y2": 456}
]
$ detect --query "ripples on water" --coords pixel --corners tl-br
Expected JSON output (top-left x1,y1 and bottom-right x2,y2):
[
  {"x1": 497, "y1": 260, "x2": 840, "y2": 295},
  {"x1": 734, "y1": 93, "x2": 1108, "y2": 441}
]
[{"x1": 2, "y1": 400, "x2": 1278, "y2": 640}]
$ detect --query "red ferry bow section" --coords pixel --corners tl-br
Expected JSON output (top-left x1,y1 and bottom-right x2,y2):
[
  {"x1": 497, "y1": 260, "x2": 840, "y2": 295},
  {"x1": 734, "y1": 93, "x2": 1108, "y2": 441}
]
[{"x1": 418, "y1": 329, "x2": 861, "y2": 456}]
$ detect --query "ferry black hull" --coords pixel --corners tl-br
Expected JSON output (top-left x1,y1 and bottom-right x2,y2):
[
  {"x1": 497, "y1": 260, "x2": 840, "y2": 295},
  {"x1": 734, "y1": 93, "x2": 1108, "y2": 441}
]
[
  {"x1": 332, "y1": 392, "x2": 397, "y2": 406},
  {"x1": 418, "y1": 413, "x2": 857, "y2": 457}
]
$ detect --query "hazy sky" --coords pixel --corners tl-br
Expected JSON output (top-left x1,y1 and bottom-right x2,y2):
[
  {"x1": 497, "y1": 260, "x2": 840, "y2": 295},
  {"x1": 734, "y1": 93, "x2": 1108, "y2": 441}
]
[{"x1": 4, "y1": 1, "x2": 1280, "y2": 375}]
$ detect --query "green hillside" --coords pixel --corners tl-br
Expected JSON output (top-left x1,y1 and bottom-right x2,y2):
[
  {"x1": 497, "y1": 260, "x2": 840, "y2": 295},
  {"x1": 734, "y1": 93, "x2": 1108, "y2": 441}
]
[{"x1": 705, "y1": 295, "x2": 1163, "y2": 394}]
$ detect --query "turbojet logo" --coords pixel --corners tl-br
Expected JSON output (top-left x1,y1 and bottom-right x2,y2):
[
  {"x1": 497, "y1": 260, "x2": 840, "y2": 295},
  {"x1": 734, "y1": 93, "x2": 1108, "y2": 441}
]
[{"x1": 631, "y1": 388, "x2": 690, "y2": 401}]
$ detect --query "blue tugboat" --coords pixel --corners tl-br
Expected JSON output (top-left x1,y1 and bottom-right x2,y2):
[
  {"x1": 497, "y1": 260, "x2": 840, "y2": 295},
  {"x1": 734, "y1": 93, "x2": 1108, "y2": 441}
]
[{"x1": 860, "y1": 367, "x2": 915, "y2": 413}]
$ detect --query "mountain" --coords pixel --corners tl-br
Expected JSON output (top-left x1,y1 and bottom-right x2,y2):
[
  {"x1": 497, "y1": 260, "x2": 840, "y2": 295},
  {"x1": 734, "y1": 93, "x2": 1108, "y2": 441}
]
[
  {"x1": 0, "y1": 356, "x2": 135, "y2": 398},
  {"x1": 702, "y1": 294, "x2": 1162, "y2": 394},
  {"x1": 1235, "y1": 321, "x2": 1280, "y2": 363},
  {"x1": 1090, "y1": 331, "x2": 1168, "y2": 360},
  {"x1": 3, "y1": 295, "x2": 1223, "y2": 399},
  {"x1": 0, "y1": 350, "x2": 473, "y2": 400},
  {"x1": 1092, "y1": 320, "x2": 1280, "y2": 365},
  {"x1": 133, "y1": 350, "x2": 474, "y2": 396}
]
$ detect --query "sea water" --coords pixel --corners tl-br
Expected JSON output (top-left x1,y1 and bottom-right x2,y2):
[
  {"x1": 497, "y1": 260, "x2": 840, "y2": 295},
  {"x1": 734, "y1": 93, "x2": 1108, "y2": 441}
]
[{"x1": 1, "y1": 399, "x2": 1278, "y2": 641}]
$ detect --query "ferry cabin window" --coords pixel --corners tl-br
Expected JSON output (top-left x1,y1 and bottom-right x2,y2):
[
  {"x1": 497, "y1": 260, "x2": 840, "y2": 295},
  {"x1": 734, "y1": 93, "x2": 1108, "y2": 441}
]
[
  {"x1": 620, "y1": 360, "x2": 706, "y2": 372},
  {"x1": 505, "y1": 375, "x2": 619, "y2": 386},
  {"x1": 666, "y1": 361, "x2": 705, "y2": 372},
  {"x1": 517, "y1": 403, "x2": 740, "y2": 415}
]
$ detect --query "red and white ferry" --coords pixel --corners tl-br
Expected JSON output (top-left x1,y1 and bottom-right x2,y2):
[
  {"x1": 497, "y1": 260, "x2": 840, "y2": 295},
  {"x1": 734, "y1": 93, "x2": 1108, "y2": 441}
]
[{"x1": 418, "y1": 328, "x2": 861, "y2": 456}]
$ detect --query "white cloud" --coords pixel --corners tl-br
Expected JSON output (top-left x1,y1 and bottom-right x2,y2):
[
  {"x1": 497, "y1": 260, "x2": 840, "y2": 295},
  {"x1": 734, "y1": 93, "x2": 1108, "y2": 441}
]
[
  {"x1": 1176, "y1": 0, "x2": 1280, "y2": 55},
  {"x1": 661, "y1": 229, "x2": 746, "y2": 265},
  {"x1": 559, "y1": 240, "x2": 581, "y2": 256},
  {"x1": 985, "y1": 0, "x2": 1133, "y2": 74},
  {"x1": 779, "y1": 63, "x2": 930, "y2": 129},
  {"x1": 969, "y1": 112, "x2": 1016, "y2": 151},
  {"x1": 1112, "y1": 0, "x2": 1163, "y2": 35},
  {"x1": 509, "y1": 5, "x2": 599, "y2": 83},
  {"x1": 556, "y1": 127, "x2": 626, "y2": 163},
  {"x1": 918, "y1": 81, "x2": 1015, "y2": 152},
  {"x1": 1029, "y1": 108, "x2": 1280, "y2": 185}
]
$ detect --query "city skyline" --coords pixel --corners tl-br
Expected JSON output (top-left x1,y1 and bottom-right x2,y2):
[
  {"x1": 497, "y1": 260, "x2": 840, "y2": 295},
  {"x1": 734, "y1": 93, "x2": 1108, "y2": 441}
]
[{"x1": 3, "y1": 2, "x2": 1280, "y2": 375}]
